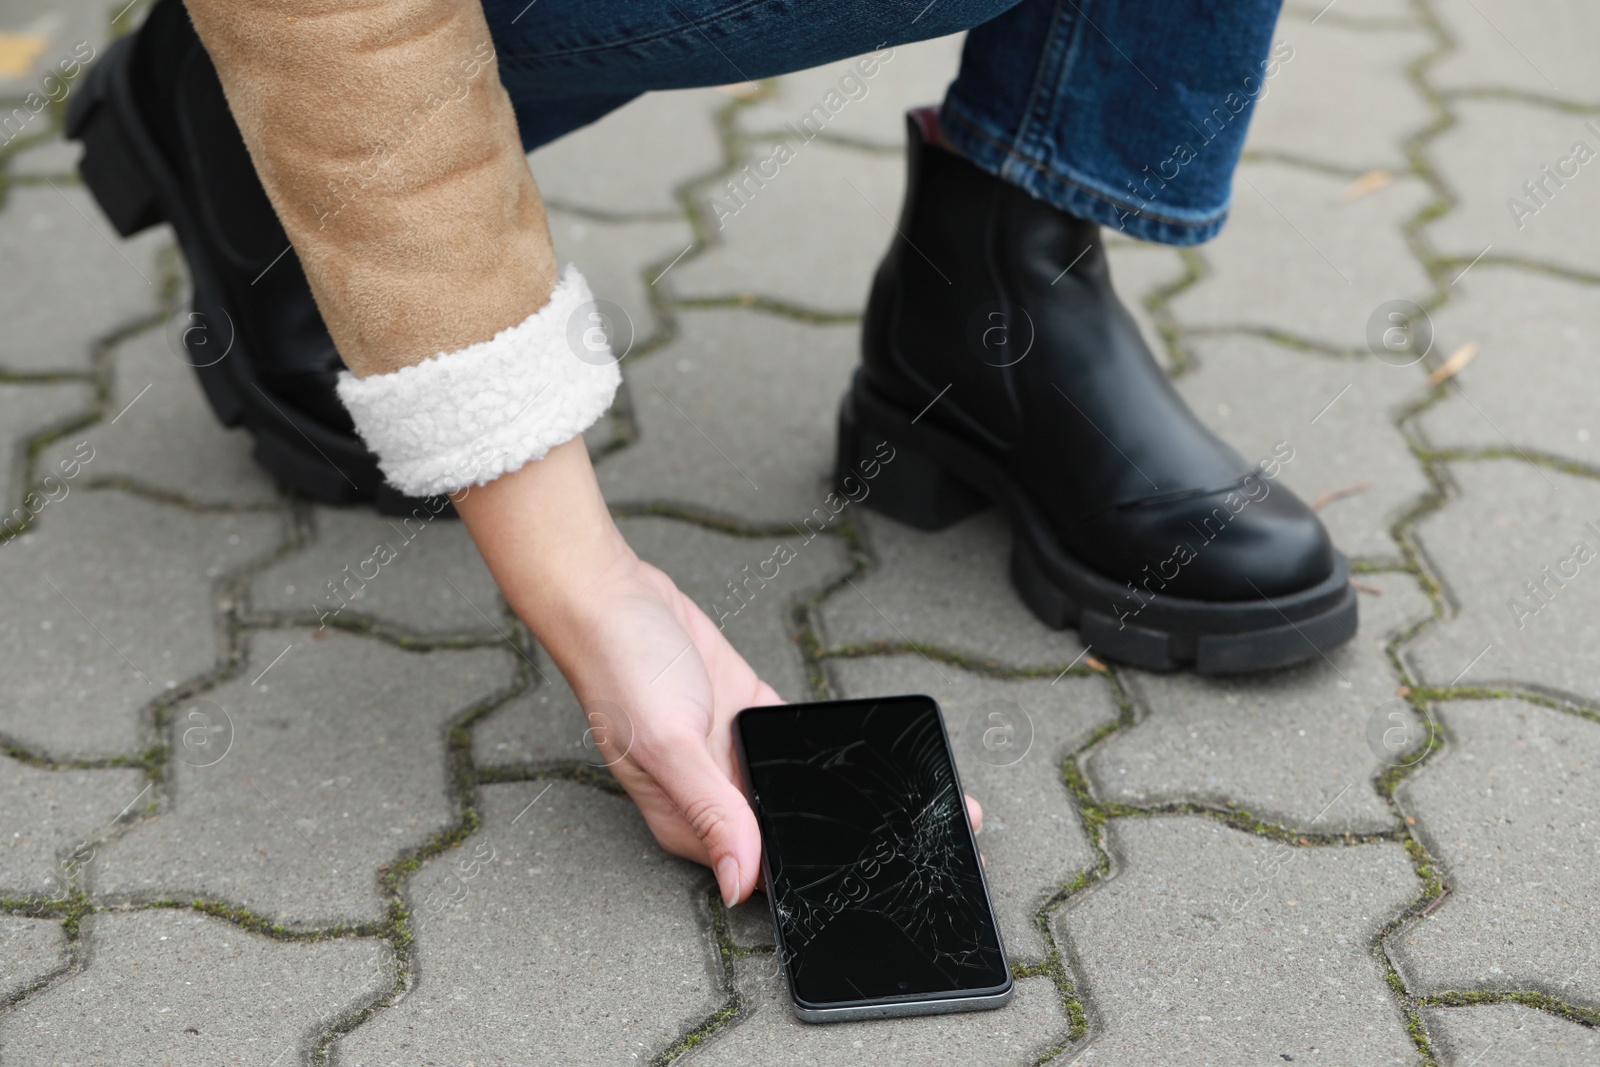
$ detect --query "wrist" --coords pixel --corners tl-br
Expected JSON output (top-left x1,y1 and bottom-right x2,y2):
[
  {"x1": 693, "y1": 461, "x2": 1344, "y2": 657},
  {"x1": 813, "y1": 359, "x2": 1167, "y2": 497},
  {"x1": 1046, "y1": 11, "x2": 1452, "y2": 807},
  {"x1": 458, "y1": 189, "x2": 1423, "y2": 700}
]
[{"x1": 452, "y1": 436, "x2": 636, "y2": 634}]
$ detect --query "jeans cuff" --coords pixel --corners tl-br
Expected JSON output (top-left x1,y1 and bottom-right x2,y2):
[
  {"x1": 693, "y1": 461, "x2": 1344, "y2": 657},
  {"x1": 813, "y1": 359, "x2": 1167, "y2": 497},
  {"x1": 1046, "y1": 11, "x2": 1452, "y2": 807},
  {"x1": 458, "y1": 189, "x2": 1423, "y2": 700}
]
[{"x1": 939, "y1": 99, "x2": 1230, "y2": 248}]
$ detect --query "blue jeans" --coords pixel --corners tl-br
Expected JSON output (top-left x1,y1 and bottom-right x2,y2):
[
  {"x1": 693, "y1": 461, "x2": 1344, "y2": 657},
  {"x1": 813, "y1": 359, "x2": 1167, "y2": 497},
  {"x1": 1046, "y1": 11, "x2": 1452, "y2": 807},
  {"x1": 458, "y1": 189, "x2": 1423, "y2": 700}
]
[{"x1": 482, "y1": 0, "x2": 1285, "y2": 246}]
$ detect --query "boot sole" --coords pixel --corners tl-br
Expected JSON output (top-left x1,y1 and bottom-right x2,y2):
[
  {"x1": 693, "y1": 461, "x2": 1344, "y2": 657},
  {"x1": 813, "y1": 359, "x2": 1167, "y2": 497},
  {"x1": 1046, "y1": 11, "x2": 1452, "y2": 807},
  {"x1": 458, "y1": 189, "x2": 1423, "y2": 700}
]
[
  {"x1": 64, "y1": 37, "x2": 451, "y2": 519},
  {"x1": 835, "y1": 371, "x2": 1357, "y2": 675}
]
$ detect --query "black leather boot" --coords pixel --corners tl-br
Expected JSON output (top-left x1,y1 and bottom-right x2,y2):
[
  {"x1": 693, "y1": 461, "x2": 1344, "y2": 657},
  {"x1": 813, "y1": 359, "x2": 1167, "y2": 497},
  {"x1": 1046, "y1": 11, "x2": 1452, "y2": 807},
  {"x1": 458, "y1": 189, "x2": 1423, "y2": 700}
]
[
  {"x1": 835, "y1": 112, "x2": 1356, "y2": 674},
  {"x1": 65, "y1": 0, "x2": 451, "y2": 516}
]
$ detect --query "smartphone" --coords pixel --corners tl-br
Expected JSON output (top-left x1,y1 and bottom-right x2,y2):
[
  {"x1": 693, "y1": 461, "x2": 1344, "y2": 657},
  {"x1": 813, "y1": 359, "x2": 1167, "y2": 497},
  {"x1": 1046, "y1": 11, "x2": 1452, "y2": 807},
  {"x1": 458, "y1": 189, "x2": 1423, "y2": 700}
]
[{"x1": 733, "y1": 694, "x2": 1013, "y2": 1023}]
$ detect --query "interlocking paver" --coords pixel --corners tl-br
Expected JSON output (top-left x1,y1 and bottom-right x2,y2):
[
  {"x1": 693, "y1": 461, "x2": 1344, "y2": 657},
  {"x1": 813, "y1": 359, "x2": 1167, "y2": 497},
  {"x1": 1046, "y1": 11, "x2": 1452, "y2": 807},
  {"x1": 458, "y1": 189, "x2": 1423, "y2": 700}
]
[
  {"x1": 0, "y1": 380, "x2": 93, "y2": 503},
  {"x1": 249, "y1": 505, "x2": 501, "y2": 639},
  {"x1": 1403, "y1": 462, "x2": 1600, "y2": 702},
  {"x1": 0, "y1": 489, "x2": 279, "y2": 760},
  {"x1": 1246, "y1": 19, "x2": 1432, "y2": 172},
  {"x1": 687, "y1": 957, "x2": 1070, "y2": 1067},
  {"x1": 0, "y1": 916, "x2": 64, "y2": 1005},
  {"x1": 1428, "y1": 0, "x2": 1600, "y2": 102},
  {"x1": 2, "y1": 131, "x2": 80, "y2": 178},
  {"x1": 1092, "y1": 572, "x2": 1431, "y2": 833},
  {"x1": 0, "y1": 759, "x2": 145, "y2": 896},
  {"x1": 5, "y1": 0, "x2": 1599, "y2": 1058},
  {"x1": 1422, "y1": 99, "x2": 1600, "y2": 277},
  {"x1": 1391, "y1": 699, "x2": 1600, "y2": 1007},
  {"x1": 1166, "y1": 162, "x2": 1433, "y2": 350},
  {"x1": 734, "y1": 35, "x2": 965, "y2": 147},
  {"x1": 0, "y1": 185, "x2": 167, "y2": 374},
  {"x1": 526, "y1": 89, "x2": 727, "y2": 217},
  {"x1": 1057, "y1": 817, "x2": 1418, "y2": 1065},
  {"x1": 91, "y1": 629, "x2": 512, "y2": 926},
  {"x1": 1414, "y1": 266, "x2": 1600, "y2": 469},
  {"x1": 36, "y1": 325, "x2": 278, "y2": 507},
  {"x1": 0, "y1": 908, "x2": 389, "y2": 1065},
  {"x1": 1424, "y1": 1002, "x2": 1600, "y2": 1063},
  {"x1": 336, "y1": 780, "x2": 720, "y2": 1066},
  {"x1": 596, "y1": 310, "x2": 857, "y2": 524},
  {"x1": 817, "y1": 510, "x2": 1088, "y2": 669},
  {"x1": 675, "y1": 138, "x2": 902, "y2": 313},
  {"x1": 545, "y1": 209, "x2": 695, "y2": 354},
  {"x1": 725, "y1": 893, "x2": 777, "y2": 950},
  {"x1": 828, "y1": 657, "x2": 1120, "y2": 959},
  {"x1": 1177, "y1": 335, "x2": 1430, "y2": 560}
]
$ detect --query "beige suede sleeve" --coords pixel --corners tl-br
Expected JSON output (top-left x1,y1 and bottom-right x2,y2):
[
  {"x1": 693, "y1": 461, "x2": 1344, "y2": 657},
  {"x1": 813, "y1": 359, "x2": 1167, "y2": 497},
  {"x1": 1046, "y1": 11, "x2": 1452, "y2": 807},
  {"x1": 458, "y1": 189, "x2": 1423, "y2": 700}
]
[{"x1": 180, "y1": 0, "x2": 558, "y2": 377}]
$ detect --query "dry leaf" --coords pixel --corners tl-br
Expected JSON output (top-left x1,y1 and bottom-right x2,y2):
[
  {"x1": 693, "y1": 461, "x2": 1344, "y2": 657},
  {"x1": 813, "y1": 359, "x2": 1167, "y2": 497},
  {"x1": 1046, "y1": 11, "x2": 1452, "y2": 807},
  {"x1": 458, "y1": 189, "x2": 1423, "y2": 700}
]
[
  {"x1": 1342, "y1": 169, "x2": 1394, "y2": 201},
  {"x1": 714, "y1": 81, "x2": 764, "y2": 100},
  {"x1": 1310, "y1": 480, "x2": 1373, "y2": 511},
  {"x1": 1428, "y1": 341, "x2": 1479, "y2": 386}
]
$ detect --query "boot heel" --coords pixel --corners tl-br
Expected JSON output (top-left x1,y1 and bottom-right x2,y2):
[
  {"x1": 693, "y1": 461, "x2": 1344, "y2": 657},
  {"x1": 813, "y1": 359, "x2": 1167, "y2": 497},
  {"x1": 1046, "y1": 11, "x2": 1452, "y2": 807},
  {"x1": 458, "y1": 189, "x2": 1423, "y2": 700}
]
[
  {"x1": 835, "y1": 392, "x2": 988, "y2": 531},
  {"x1": 65, "y1": 45, "x2": 165, "y2": 237}
]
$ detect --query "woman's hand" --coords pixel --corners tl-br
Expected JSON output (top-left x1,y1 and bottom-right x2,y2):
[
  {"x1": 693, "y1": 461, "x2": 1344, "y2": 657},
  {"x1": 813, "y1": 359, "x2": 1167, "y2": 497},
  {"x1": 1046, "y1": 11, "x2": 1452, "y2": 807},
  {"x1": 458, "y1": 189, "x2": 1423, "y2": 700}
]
[
  {"x1": 546, "y1": 551, "x2": 780, "y2": 904},
  {"x1": 454, "y1": 438, "x2": 982, "y2": 906}
]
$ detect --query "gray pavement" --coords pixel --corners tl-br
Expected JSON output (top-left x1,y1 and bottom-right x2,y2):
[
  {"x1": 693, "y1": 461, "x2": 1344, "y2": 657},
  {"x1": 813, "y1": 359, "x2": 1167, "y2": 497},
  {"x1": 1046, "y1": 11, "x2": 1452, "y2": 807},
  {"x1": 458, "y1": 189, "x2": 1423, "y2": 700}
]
[{"x1": 2, "y1": 0, "x2": 1598, "y2": 1064}]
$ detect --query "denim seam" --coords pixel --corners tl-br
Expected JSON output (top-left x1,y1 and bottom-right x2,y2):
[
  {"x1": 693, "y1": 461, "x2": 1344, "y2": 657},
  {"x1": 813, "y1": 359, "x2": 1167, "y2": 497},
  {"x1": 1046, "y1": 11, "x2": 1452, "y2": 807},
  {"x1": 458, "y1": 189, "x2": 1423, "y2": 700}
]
[
  {"x1": 1016, "y1": 0, "x2": 1081, "y2": 172},
  {"x1": 941, "y1": 105, "x2": 1223, "y2": 231}
]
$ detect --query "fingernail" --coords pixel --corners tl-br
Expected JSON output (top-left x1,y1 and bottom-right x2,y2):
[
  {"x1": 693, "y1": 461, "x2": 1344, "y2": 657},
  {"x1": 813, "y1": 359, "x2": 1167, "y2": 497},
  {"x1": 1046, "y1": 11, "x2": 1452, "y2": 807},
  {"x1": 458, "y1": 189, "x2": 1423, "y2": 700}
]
[{"x1": 715, "y1": 855, "x2": 741, "y2": 907}]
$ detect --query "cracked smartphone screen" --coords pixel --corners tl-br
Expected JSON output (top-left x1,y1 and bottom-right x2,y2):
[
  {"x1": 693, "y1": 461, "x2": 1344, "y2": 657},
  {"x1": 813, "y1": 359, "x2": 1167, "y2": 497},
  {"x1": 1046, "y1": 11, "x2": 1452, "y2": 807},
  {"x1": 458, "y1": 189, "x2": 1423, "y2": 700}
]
[{"x1": 736, "y1": 696, "x2": 1010, "y2": 1010}]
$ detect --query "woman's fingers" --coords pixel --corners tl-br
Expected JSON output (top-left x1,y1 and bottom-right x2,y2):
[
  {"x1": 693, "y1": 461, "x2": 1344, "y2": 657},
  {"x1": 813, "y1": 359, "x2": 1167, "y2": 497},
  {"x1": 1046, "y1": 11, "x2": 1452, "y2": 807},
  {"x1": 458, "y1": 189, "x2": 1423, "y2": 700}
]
[
  {"x1": 639, "y1": 729, "x2": 764, "y2": 906},
  {"x1": 965, "y1": 793, "x2": 983, "y2": 834}
]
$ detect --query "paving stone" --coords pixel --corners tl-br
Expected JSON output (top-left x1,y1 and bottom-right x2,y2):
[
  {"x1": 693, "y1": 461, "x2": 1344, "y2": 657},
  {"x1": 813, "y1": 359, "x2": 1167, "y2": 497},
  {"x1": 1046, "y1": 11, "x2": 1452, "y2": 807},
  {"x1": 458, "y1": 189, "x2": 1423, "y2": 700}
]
[
  {"x1": 527, "y1": 88, "x2": 727, "y2": 217},
  {"x1": 0, "y1": 379, "x2": 92, "y2": 504},
  {"x1": 0, "y1": 184, "x2": 167, "y2": 374},
  {"x1": 1392, "y1": 699, "x2": 1600, "y2": 1006},
  {"x1": 1102, "y1": 238, "x2": 1187, "y2": 375},
  {"x1": 546, "y1": 209, "x2": 693, "y2": 356},
  {"x1": 1246, "y1": 21, "x2": 1432, "y2": 172},
  {"x1": 686, "y1": 956, "x2": 1069, "y2": 1067},
  {"x1": 1415, "y1": 266, "x2": 1600, "y2": 469},
  {"x1": 676, "y1": 138, "x2": 902, "y2": 313},
  {"x1": 1428, "y1": 0, "x2": 1600, "y2": 102},
  {"x1": 1092, "y1": 573, "x2": 1429, "y2": 834},
  {"x1": 817, "y1": 510, "x2": 1088, "y2": 669},
  {"x1": 336, "y1": 780, "x2": 721, "y2": 1066},
  {"x1": 597, "y1": 310, "x2": 857, "y2": 525},
  {"x1": 829, "y1": 656, "x2": 1120, "y2": 960},
  {"x1": 0, "y1": 758, "x2": 146, "y2": 897},
  {"x1": 0, "y1": 490, "x2": 279, "y2": 760},
  {"x1": 1424, "y1": 1002, "x2": 1600, "y2": 1065},
  {"x1": 1281, "y1": 0, "x2": 1417, "y2": 24},
  {"x1": 1423, "y1": 100, "x2": 1600, "y2": 277},
  {"x1": 1403, "y1": 462, "x2": 1600, "y2": 702},
  {"x1": 36, "y1": 326, "x2": 278, "y2": 507},
  {"x1": 734, "y1": 35, "x2": 965, "y2": 147},
  {"x1": 249, "y1": 505, "x2": 500, "y2": 639},
  {"x1": 1176, "y1": 334, "x2": 1430, "y2": 561},
  {"x1": 1057, "y1": 817, "x2": 1418, "y2": 1065},
  {"x1": 725, "y1": 893, "x2": 777, "y2": 951},
  {"x1": 0, "y1": 908, "x2": 389, "y2": 1066},
  {"x1": 1167, "y1": 162, "x2": 1434, "y2": 351},
  {"x1": 4, "y1": 131, "x2": 80, "y2": 178},
  {"x1": 0, "y1": 916, "x2": 65, "y2": 1005},
  {"x1": 92, "y1": 629, "x2": 512, "y2": 926}
]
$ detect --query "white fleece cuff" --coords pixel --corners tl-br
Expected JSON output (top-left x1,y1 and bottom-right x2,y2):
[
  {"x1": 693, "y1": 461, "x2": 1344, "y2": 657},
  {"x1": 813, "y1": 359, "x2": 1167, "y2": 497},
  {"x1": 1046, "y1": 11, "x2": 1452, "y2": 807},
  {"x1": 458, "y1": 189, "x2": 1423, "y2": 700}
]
[{"x1": 336, "y1": 264, "x2": 621, "y2": 498}]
